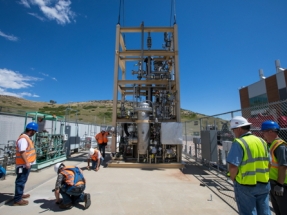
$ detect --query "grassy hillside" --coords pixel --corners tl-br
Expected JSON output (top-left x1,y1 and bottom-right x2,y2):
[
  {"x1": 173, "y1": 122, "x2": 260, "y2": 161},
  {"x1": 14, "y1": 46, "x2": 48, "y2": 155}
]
[{"x1": 0, "y1": 95, "x2": 206, "y2": 125}]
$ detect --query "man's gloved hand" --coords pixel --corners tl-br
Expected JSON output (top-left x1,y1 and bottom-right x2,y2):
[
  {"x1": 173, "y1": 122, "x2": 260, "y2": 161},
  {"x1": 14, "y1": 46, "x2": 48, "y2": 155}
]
[{"x1": 274, "y1": 183, "x2": 284, "y2": 196}]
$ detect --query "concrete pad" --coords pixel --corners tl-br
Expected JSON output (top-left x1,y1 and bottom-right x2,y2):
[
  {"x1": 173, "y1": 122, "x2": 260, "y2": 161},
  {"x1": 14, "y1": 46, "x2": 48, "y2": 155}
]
[{"x1": 0, "y1": 151, "x2": 238, "y2": 215}]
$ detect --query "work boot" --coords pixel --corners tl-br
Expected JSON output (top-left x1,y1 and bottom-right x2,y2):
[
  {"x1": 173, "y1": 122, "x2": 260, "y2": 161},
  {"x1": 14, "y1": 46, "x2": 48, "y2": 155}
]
[
  {"x1": 13, "y1": 199, "x2": 29, "y2": 206},
  {"x1": 84, "y1": 193, "x2": 91, "y2": 209},
  {"x1": 58, "y1": 202, "x2": 73, "y2": 209},
  {"x1": 22, "y1": 194, "x2": 30, "y2": 199}
]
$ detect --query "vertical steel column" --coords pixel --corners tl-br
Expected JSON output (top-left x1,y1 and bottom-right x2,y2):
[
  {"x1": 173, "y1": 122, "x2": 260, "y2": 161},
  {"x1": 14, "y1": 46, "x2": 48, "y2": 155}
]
[
  {"x1": 173, "y1": 24, "x2": 181, "y2": 123},
  {"x1": 111, "y1": 24, "x2": 121, "y2": 153},
  {"x1": 173, "y1": 24, "x2": 182, "y2": 163}
]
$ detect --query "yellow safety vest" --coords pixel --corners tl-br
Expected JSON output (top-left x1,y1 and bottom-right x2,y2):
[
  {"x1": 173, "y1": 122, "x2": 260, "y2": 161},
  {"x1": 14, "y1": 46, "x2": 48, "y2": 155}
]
[
  {"x1": 269, "y1": 139, "x2": 287, "y2": 184},
  {"x1": 235, "y1": 135, "x2": 269, "y2": 185}
]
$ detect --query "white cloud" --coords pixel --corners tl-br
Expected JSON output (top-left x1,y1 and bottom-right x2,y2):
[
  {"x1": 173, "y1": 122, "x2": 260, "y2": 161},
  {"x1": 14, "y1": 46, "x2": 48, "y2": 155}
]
[
  {"x1": 0, "y1": 68, "x2": 42, "y2": 98},
  {"x1": 39, "y1": 72, "x2": 58, "y2": 81},
  {"x1": 0, "y1": 68, "x2": 41, "y2": 89},
  {"x1": 0, "y1": 30, "x2": 18, "y2": 41},
  {"x1": 19, "y1": 0, "x2": 30, "y2": 8},
  {"x1": 0, "y1": 88, "x2": 22, "y2": 97},
  {"x1": 19, "y1": 92, "x2": 40, "y2": 97},
  {"x1": 39, "y1": 72, "x2": 49, "y2": 77},
  {"x1": 23, "y1": 0, "x2": 76, "y2": 25},
  {"x1": 0, "y1": 88, "x2": 39, "y2": 98},
  {"x1": 28, "y1": 12, "x2": 45, "y2": 21}
]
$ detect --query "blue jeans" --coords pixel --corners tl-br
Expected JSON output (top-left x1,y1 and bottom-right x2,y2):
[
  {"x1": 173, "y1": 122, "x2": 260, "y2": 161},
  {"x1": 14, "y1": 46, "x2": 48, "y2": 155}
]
[
  {"x1": 14, "y1": 167, "x2": 31, "y2": 202},
  {"x1": 91, "y1": 157, "x2": 104, "y2": 169},
  {"x1": 234, "y1": 181, "x2": 271, "y2": 215},
  {"x1": 60, "y1": 185, "x2": 85, "y2": 205}
]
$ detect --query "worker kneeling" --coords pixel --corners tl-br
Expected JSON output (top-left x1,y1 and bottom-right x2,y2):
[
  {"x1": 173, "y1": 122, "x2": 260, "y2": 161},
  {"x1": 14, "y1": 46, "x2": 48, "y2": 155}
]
[
  {"x1": 87, "y1": 147, "x2": 103, "y2": 171},
  {"x1": 54, "y1": 163, "x2": 91, "y2": 210}
]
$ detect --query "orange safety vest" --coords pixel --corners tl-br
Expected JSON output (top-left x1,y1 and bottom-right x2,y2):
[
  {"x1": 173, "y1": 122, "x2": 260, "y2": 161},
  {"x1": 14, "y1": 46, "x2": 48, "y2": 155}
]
[
  {"x1": 15, "y1": 134, "x2": 36, "y2": 165},
  {"x1": 90, "y1": 149, "x2": 99, "y2": 161},
  {"x1": 95, "y1": 132, "x2": 108, "y2": 144},
  {"x1": 60, "y1": 166, "x2": 85, "y2": 186},
  {"x1": 269, "y1": 139, "x2": 287, "y2": 184}
]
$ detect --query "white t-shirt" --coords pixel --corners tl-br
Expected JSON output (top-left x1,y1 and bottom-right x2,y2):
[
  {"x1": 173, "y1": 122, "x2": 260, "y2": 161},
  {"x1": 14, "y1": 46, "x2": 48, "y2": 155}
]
[
  {"x1": 16, "y1": 134, "x2": 36, "y2": 167},
  {"x1": 87, "y1": 150, "x2": 101, "y2": 159}
]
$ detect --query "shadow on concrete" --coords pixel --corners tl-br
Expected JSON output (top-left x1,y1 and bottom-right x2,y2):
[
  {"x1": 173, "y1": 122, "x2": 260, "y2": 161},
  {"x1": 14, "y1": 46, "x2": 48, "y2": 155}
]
[
  {"x1": 181, "y1": 162, "x2": 209, "y2": 175},
  {"x1": 73, "y1": 202, "x2": 85, "y2": 210},
  {"x1": 0, "y1": 192, "x2": 13, "y2": 205},
  {"x1": 67, "y1": 152, "x2": 87, "y2": 162},
  {"x1": 34, "y1": 199, "x2": 62, "y2": 212},
  {"x1": 181, "y1": 157, "x2": 238, "y2": 213},
  {"x1": 80, "y1": 166, "x2": 90, "y2": 171},
  {"x1": 33, "y1": 199, "x2": 87, "y2": 212},
  {"x1": 140, "y1": 168, "x2": 165, "y2": 171}
]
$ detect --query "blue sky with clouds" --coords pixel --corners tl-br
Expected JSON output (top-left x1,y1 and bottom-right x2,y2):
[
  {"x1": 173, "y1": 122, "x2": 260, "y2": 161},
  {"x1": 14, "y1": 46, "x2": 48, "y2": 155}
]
[{"x1": 0, "y1": 0, "x2": 286, "y2": 116}]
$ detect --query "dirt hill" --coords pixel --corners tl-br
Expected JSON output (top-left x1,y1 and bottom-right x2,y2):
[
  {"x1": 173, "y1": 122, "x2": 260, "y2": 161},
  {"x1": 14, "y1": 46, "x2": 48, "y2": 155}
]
[{"x1": 0, "y1": 95, "x2": 205, "y2": 124}]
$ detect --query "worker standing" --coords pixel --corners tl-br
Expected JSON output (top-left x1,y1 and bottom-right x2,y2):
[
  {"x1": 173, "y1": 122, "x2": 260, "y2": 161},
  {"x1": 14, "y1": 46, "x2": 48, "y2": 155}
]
[
  {"x1": 261, "y1": 120, "x2": 287, "y2": 215},
  {"x1": 87, "y1": 148, "x2": 103, "y2": 171},
  {"x1": 54, "y1": 162, "x2": 91, "y2": 210},
  {"x1": 13, "y1": 122, "x2": 38, "y2": 206},
  {"x1": 95, "y1": 130, "x2": 109, "y2": 158},
  {"x1": 227, "y1": 116, "x2": 270, "y2": 215}
]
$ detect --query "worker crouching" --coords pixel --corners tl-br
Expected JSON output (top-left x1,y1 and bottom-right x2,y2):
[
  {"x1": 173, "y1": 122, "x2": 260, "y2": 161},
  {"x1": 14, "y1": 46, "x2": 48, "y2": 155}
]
[
  {"x1": 87, "y1": 148, "x2": 104, "y2": 171},
  {"x1": 54, "y1": 163, "x2": 91, "y2": 210}
]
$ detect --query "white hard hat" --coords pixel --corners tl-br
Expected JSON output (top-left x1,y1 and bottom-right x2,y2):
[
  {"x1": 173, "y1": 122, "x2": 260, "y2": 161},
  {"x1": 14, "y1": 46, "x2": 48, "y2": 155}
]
[
  {"x1": 230, "y1": 116, "x2": 252, "y2": 129},
  {"x1": 54, "y1": 163, "x2": 64, "y2": 174},
  {"x1": 89, "y1": 148, "x2": 95, "y2": 156}
]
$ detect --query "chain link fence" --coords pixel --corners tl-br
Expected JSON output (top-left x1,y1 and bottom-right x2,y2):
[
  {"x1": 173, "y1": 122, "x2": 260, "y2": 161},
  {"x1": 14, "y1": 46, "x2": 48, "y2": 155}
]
[
  {"x1": 182, "y1": 100, "x2": 287, "y2": 214},
  {"x1": 182, "y1": 99, "x2": 287, "y2": 168}
]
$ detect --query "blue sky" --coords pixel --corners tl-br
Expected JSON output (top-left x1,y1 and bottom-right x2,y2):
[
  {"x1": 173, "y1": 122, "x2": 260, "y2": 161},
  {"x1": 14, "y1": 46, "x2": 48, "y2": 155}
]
[{"x1": 0, "y1": 0, "x2": 287, "y2": 116}]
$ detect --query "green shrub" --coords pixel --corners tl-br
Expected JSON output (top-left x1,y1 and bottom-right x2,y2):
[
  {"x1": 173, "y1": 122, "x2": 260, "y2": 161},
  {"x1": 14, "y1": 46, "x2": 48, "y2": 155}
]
[{"x1": 83, "y1": 105, "x2": 97, "y2": 109}]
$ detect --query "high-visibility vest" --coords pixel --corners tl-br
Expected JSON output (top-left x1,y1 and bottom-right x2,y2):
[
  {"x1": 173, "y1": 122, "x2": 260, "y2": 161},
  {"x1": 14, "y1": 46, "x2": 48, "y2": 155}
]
[
  {"x1": 269, "y1": 139, "x2": 287, "y2": 184},
  {"x1": 15, "y1": 134, "x2": 36, "y2": 165},
  {"x1": 91, "y1": 149, "x2": 99, "y2": 161},
  {"x1": 95, "y1": 132, "x2": 108, "y2": 144},
  {"x1": 235, "y1": 135, "x2": 269, "y2": 185},
  {"x1": 60, "y1": 166, "x2": 85, "y2": 186}
]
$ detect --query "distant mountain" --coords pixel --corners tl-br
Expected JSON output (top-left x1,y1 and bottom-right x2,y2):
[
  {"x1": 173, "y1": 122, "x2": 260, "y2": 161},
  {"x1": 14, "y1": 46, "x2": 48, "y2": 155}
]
[{"x1": 0, "y1": 95, "x2": 204, "y2": 124}]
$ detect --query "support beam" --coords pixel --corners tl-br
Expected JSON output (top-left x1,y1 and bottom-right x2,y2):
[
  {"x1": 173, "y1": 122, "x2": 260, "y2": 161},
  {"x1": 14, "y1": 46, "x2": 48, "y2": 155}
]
[
  {"x1": 119, "y1": 50, "x2": 175, "y2": 57},
  {"x1": 173, "y1": 24, "x2": 181, "y2": 123},
  {"x1": 112, "y1": 24, "x2": 121, "y2": 152},
  {"x1": 118, "y1": 80, "x2": 175, "y2": 85},
  {"x1": 120, "y1": 26, "x2": 174, "y2": 33}
]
